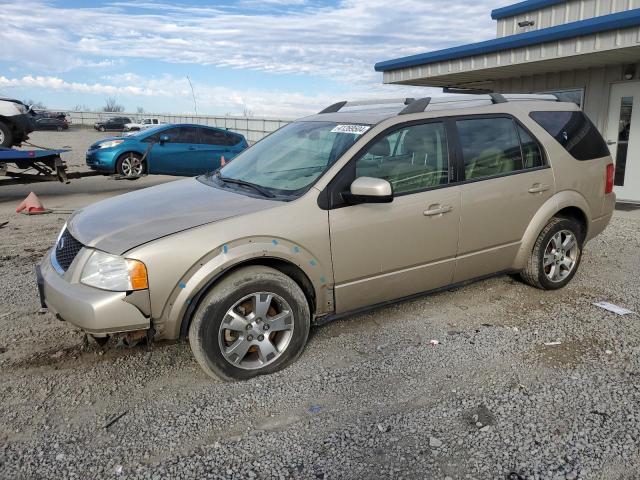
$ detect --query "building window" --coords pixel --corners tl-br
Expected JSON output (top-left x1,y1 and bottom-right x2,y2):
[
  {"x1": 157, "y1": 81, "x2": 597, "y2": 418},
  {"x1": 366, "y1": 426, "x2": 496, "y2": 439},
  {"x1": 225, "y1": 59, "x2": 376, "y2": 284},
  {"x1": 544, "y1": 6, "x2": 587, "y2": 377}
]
[{"x1": 538, "y1": 89, "x2": 584, "y2": 107}]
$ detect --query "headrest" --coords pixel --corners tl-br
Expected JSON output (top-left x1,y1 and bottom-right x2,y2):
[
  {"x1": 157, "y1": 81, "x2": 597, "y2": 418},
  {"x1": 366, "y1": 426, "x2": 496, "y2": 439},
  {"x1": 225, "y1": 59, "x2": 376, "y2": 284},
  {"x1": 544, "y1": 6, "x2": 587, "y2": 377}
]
[{"x1": 368, "y1": 137, "x2": 390, "y2": 157}]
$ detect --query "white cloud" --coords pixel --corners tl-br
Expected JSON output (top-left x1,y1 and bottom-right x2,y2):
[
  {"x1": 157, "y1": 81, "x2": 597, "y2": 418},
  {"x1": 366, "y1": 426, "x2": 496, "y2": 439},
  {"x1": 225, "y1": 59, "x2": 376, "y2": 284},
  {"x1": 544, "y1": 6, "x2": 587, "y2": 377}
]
[
  {"x1": 0, "y1": 73, "x2": 439, "y2": 117},
  {"x1": 0, "y1": 0, "x2": 507, "y2": 115},
  {"x1": 0, "y1": 0, "x2": 504, "y2": 85}
]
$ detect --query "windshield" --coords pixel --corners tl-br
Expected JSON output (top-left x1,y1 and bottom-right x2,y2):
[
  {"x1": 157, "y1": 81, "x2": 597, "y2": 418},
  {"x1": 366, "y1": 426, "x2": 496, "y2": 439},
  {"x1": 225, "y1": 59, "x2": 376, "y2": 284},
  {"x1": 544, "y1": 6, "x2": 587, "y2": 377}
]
[{"x1": 201, "y1": 121, "x2": 368, "y2": 198}]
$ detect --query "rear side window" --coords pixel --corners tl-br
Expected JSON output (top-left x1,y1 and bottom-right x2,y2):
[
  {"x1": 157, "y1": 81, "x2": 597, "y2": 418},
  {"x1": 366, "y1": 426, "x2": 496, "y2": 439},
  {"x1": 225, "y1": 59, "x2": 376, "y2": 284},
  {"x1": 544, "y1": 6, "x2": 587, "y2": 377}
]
[
  {"x1": 517, "y1": 125, "x2": 544, "y2": 169},
  {"x1": 530, "y1": 111, "x2": 609, "y2": 160},
  {"x1": 456, "y1": 117, "x2": 524, "y2": 180},
  {"x1": 199, "y1": 128, "x2": 241, "y2": 146}
]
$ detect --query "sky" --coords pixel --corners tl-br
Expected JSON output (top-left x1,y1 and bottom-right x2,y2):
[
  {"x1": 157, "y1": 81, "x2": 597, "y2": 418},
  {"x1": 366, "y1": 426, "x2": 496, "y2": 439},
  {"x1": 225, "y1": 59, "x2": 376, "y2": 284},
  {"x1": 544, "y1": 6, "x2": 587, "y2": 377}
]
[{"x1": 0, "y1": 0, "x2": 508, "y2": 118}]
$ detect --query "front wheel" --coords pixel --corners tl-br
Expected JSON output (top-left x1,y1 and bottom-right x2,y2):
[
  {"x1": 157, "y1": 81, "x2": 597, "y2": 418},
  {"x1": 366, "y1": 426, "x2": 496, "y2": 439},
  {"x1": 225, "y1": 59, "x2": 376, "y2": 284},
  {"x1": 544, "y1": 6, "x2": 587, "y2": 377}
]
[
  {"x1": 520, "y1": 217, "x2": 583, "y2": 290},
  {"x1": 189, "y1": 266, "x2": 311, "y2": 381},
  {"x1": 116, "y1": 152, "x2": 145, "y2": 178}
]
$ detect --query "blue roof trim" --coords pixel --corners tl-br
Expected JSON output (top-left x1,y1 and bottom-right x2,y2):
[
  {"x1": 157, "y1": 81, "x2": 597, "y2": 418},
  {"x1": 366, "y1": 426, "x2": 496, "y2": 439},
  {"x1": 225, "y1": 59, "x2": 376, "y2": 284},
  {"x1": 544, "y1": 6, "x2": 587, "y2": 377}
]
[
  {"x1": 374, "y1": 8, "x2": 640, "y2": 72},
  {"x1": 491, "y1": 0, "x2": 566, "y2": 20}
]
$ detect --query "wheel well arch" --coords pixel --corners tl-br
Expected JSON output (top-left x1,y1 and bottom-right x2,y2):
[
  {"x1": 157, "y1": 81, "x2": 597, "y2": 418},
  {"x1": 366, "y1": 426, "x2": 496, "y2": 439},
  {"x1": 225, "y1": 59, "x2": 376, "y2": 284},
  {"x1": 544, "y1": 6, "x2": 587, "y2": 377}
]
[
  {"x1": 555, "y1": 206, "x2": 588, "y2": 241},
  {"x1": 178, "y1": 257, "x2": 317, "y2": 337}
]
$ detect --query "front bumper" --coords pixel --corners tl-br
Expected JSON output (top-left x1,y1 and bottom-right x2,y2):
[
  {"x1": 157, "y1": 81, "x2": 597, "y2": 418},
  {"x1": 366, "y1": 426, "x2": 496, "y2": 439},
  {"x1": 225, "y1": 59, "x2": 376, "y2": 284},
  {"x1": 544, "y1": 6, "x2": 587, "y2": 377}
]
[
  {"x1": 38, "y1": 253, "x2": 150, "y2": 335},
  {"x1": 85, "y1": 148, "x2": 117, "y2": 172}
]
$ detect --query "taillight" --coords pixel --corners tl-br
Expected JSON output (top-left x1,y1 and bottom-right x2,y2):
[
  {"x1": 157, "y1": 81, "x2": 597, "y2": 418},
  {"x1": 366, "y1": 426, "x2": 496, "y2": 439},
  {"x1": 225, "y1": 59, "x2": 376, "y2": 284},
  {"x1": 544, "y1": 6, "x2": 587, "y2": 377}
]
[{"x1": 605, "y1": 163, "x2": 614, "y2": 194}]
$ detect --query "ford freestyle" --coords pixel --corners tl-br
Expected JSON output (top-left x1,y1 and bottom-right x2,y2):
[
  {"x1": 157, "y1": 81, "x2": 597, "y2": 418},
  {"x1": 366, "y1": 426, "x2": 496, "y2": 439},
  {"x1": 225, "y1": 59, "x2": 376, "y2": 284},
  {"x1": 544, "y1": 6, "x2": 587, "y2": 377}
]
[{"x1": 37, "y1": 94, "x2": 615, "y2": 381}]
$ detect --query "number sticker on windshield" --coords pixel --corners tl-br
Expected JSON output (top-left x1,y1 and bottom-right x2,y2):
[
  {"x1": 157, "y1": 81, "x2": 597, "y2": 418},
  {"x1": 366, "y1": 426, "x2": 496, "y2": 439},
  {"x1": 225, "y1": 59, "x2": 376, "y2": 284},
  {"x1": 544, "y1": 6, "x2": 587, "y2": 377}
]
[{"x1": 331, "y1": 124, "x2": 371, "y2": 135}]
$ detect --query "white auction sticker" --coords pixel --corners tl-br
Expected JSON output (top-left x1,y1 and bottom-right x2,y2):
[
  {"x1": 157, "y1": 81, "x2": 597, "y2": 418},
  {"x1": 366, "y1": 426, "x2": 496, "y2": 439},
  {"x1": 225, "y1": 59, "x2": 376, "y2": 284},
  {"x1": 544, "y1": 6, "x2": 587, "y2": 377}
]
[{"x1": 331, "y1": 124, "x2": 371, "y2": 135}]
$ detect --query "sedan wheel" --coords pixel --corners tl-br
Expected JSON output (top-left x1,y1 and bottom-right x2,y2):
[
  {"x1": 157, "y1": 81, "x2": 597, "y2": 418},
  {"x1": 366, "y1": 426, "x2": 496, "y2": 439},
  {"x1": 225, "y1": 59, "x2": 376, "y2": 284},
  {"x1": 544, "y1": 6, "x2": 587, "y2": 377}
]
[{"x1": 117, "y1": 153, "x2": 145, "y2": 178}]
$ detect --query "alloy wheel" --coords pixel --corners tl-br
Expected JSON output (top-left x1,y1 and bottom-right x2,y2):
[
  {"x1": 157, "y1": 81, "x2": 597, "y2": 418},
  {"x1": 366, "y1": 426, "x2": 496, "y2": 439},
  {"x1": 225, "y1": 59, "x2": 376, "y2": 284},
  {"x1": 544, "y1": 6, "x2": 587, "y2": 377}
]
[
  {"x1": 218, "y1": 292, "x2": 294, "y2": 370},
  {"x1": 543, "y1": 229, "x2": 579, "y2": 283},
  {"x1": 120, "y1": 155, "x2": 143, "y2": 177}
]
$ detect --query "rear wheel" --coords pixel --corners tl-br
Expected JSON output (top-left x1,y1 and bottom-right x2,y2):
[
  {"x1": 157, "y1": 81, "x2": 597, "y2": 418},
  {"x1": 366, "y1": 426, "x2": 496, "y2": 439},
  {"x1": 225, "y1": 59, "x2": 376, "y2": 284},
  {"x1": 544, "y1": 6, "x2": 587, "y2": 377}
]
[
  {"x1": 0, "y1": 121, "x2": 13, "y2": 147},
  {"x1": 520, "y1": 217, "x2": 583, "y2": 290},
  {"x1": 99, "y1": 125, "x2": 106, "y2": 132},
  {"x1": 116, "y1": 152, "x2": 145, "y2": 178},
  {"x1": 189, "y1": 266, "x2": 311, "y2": 381}
]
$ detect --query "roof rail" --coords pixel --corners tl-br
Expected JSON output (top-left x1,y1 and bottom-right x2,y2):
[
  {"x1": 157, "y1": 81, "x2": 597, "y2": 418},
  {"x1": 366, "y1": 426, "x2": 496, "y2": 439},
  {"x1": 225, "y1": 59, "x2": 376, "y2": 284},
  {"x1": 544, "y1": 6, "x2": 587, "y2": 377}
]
[
  {"x1": 399, "y1": 97, "x2": 432, "y2": 115},
  {"x1": 488, "y1": 93, "x2": 507, "y2": 104},
  {"x1": 318, "y1": 98, "x2": 416, "y2": 114}
]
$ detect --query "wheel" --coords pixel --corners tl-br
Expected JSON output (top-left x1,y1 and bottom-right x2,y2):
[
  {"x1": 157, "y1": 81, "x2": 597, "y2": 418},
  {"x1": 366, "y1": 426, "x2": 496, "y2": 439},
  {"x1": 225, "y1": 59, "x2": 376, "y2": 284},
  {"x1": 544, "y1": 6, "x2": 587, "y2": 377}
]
[
  {"x1": 520, "y1": 217, "x2": 583, "y2": 290},
  {"x1": 99, "y1": 126, "x2": 106, "y2": 132},
  {"x1": 189, "y1": 266, "x2": 311, "y2": 381},
  {"x1": 0, "y1": 121, "x2": 13, "y2": 147},
  {"x1": 56, "y1": 126, "x2": 63, "y2": 132},
  {"x1": 116, "y1": 152, "x2": 145, "y2": 178}
]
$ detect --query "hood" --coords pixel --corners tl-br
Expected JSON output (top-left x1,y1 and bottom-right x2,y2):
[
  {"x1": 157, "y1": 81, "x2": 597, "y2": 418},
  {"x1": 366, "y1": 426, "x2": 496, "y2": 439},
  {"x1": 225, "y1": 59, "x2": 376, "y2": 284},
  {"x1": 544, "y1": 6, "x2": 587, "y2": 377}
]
[{"x1": 68, "y1": 178, "x2": 277, "y2": 254}]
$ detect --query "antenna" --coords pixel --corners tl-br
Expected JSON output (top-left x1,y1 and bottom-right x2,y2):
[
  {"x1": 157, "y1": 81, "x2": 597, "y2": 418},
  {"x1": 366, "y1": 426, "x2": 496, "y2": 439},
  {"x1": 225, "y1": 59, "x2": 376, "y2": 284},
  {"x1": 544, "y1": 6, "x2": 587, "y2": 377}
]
[{"x1": 186, "y1": 76, "x2": 198, "y2": 116}]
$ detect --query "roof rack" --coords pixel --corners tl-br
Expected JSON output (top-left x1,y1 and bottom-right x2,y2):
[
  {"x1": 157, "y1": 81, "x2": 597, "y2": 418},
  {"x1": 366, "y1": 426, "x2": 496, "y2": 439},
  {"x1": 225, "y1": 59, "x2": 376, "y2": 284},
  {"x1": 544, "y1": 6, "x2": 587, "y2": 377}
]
[
  {"x1": 317, "y1": 92, "x2": 560, "y2": 117},
  {"x1": 318, "y1": 98, "x2": 415, "y2": 114},
  {"x1": 399, "y1": 97, "x2": 431, "y2": 115}
]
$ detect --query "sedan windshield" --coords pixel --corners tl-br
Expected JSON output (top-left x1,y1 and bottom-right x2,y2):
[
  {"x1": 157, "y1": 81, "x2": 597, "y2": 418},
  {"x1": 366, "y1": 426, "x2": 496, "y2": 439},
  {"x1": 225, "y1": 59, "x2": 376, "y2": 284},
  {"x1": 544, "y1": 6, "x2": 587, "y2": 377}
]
[{"x1": 201, "y1": 121, "x2": 367, "y2": 198}]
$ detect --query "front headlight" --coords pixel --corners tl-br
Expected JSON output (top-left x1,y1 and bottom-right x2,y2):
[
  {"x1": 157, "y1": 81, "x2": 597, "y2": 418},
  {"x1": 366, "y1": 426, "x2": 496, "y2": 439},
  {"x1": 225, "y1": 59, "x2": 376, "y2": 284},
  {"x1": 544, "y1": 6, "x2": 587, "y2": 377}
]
[
  {"x1": 98, "y1": 139, "x2": 124, "y2": 149},
  {"x1": 81, "y1": 250, "x2": 148, "y2": 291}
]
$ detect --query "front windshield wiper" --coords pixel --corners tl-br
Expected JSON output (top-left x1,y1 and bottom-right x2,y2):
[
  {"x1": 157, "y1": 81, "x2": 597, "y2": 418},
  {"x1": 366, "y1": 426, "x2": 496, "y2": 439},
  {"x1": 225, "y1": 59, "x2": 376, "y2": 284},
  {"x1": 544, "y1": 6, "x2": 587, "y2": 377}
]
[{"x1": 215, "y1": 172, "x2": 275, "y2": 198}]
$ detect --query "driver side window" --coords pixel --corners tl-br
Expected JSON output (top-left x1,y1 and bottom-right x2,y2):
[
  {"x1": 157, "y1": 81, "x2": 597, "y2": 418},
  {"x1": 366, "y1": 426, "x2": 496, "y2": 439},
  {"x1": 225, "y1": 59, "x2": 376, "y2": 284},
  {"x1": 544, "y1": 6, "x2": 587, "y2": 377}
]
[{"x1": 355, "y1": 122, "x2": 449, "y2": 195}]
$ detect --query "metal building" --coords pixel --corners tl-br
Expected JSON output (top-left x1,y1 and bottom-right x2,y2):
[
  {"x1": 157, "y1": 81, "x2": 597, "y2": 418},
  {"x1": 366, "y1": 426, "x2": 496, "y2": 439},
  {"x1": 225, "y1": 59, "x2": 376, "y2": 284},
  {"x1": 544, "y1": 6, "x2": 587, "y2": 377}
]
[{"x1": 375, "y1": 0, "x2": 640, "y2": 203}]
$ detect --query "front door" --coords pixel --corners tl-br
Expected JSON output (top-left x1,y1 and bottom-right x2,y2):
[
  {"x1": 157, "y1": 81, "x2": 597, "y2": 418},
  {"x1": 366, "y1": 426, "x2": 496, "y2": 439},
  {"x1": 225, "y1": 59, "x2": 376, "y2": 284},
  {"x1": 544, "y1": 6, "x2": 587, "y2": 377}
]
[
  {"x1": 329, "y1": 121, "x2": 461, "y2": 313},
  {"x1": 606, "y1": 82, "x2": 640, "y2": 203},
  {"x1": 148, "y1": 126, "x2": 201, "y2": 176}
]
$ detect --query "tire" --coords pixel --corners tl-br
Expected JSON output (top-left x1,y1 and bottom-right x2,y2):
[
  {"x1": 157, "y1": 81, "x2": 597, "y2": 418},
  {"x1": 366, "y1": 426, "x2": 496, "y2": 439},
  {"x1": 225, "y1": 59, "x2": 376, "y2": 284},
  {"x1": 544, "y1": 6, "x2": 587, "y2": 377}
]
[
  {"x1": 520, "y1": 216, "x2": 584, "y2": 290},
  {"x1": 99, "y1": 126, "x2": 106, "y2": 132},
  {"x1": 56, "y1": 126, "x2": 63, "y2": 132},
  {"x1": 189, "y1": 266, "x2": 311, "y2": 381},
  {"x1": 0, "y1": 121, "x2": 13, "y2": 147},
  {"x1": 115, "y1": 152, "x2": 145, "y2": 178}
]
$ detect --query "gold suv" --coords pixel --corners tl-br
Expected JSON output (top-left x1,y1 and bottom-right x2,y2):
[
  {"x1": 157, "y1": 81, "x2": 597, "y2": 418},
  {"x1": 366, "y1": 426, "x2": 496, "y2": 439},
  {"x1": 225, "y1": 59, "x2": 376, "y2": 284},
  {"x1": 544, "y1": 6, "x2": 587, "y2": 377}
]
[{"x1": 37, "y1": 94, "x2": 616, "y2": 380}]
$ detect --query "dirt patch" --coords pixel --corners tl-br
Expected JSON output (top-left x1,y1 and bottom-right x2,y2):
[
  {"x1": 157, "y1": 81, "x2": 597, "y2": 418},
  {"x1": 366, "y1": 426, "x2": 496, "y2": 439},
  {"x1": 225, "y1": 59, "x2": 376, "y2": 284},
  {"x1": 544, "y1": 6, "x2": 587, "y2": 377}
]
[{"x1": 528, "y1": 337, "x2": 604, "y2": 368}]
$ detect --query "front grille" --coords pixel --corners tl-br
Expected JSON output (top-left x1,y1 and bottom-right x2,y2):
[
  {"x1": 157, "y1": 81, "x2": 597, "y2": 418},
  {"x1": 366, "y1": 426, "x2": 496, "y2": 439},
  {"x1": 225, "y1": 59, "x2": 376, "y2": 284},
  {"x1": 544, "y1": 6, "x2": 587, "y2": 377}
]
[{"x1": 54, "y1": 229, "x2": 83, "y2": 272}]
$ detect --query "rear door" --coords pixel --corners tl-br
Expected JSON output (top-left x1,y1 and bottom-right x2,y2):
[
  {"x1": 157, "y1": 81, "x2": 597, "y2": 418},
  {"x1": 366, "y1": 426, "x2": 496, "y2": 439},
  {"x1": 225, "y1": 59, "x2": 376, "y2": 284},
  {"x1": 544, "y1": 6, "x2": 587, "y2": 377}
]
[
  {"x1": 451, "y1": 115, "x2": 555, "y2": 282},
  {"x1": 196, "y1": 127, "x2": 230, "y2": 173},
  {"x1": 328, "y1": 121, "x2": 461, "y2": 312}
]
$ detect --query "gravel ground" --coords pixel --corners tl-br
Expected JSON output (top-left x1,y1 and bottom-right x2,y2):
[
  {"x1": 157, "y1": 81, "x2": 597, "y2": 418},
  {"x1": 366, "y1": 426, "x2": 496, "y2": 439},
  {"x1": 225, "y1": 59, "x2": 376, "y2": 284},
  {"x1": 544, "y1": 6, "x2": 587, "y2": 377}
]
[{"x1": 1, "y1": 130, "x2": 640, "y2": 480}]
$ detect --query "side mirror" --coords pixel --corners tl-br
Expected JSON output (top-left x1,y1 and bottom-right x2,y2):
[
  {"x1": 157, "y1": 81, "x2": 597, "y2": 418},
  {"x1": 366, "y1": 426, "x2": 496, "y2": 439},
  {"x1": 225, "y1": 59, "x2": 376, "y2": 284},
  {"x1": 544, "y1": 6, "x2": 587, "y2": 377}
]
[
  {"x1": 159, "y1": 134, "x2": 170, "y2": 145},
  {"x1": 343, "y1": 177, "x2": 393, "y2": 204}
]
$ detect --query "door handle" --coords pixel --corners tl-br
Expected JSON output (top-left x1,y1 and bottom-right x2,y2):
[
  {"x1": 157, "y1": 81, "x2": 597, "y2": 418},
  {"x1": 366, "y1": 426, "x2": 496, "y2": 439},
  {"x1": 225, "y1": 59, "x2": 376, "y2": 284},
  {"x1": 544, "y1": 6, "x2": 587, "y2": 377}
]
[
  {"x1": 188, "y1": 146, "x2": 196, "y2": 151},
  {"x1": 528, "y1": 183, "x2": 551, "y2": 194},
  {"x1": 606, "y1": 140, "x2": 617, "y2": 145},
  {"x1": 423, "y1": 204, "x2": 453, "y2": 216}
]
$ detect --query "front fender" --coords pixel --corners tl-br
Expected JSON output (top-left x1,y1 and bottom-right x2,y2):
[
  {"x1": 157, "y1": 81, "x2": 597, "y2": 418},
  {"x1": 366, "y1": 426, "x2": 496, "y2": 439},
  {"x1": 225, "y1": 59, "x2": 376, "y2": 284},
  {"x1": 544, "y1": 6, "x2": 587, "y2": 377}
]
[
  {"x1": 161, "y1": 236, "x2": 331, "y2": 339},
  {"x1": 511, "y1": 190, "x2": 592, "y2": 271}
]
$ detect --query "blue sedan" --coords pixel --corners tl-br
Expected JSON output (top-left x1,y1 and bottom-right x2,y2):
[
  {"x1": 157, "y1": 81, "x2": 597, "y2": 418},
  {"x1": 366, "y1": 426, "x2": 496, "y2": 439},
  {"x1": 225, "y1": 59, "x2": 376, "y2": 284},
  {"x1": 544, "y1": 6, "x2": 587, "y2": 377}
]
[{"x1": 86, "y1": 124, "x2": 248, "y2": 178}]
